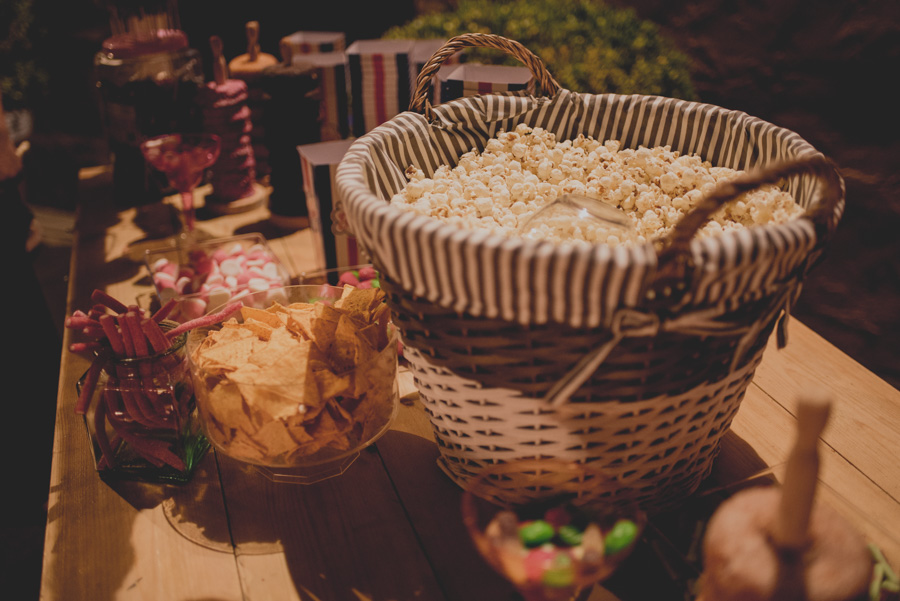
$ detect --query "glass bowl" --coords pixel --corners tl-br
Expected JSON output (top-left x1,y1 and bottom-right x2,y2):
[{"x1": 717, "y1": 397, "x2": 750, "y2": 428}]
[
  {"x1": 186, "y1": 284, "x2": 399, "y2": 483},
  {"x1": 144, "y1": 233, "x2": 292, "y2": 322},
  {"x1": 298, "y1": 264, "x2": 378, "y2": 288},
  {"x1": 462, "y1": 459, "x2": 646, "y2": 600}
]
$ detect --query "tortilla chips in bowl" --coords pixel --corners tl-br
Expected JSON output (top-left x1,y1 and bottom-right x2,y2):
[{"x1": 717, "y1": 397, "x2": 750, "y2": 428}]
[{"x1": 186, "y1": 284, "x2": 399, "y2": 483}]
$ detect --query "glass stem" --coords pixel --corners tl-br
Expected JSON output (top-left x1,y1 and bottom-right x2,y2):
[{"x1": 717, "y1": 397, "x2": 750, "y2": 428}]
[{"x1": 181, "y1": 190, "x2": 195, "y2": 232}]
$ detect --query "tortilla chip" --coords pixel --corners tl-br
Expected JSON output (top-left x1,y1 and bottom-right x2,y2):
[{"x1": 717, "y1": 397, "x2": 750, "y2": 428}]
[{"x1": 241, "y1": 306, "x2": 284, "y2": 328}]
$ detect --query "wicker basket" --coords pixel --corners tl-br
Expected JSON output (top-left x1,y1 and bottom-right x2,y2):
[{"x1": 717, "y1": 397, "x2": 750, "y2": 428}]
[{"x1": 335, "y1": 34, "x2": 843, "y2": 510}]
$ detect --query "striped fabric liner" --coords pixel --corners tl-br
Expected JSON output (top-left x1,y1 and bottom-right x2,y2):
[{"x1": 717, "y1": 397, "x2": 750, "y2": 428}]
[
  {"x1": 348, "y1": 43, "x2": 413, "y2": 137},
  {"x1": 336, "y1": 90, "x2": 841, "y2": 328},
  {"x1": 300, "y1": 140, "x2": 360, "y2": 271}
]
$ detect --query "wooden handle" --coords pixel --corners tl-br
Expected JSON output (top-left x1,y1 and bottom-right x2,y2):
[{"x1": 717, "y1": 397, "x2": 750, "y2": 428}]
[
  {"x1": 280, "y1": 39, "x2": 293, "y2": 65},
  {"x1": 410, "y1": 33, "x2": 560, "y2": 121},
  {"x1": 773, "y1": 393, "x2": 832, "y2": 550},
  {"x1": 650, "y1": 154, "x2": 843, "y2": 298},
  {"x1": 210, "y1": 35, "x2": 228, "y2": 86},
  {"x1": 246, "y1": 21, "x2": 260, "y2": 62}
]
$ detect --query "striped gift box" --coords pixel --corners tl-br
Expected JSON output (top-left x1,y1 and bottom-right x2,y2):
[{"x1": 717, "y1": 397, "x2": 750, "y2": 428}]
[
  {"x1": 298, "y1": 139, "x2": 360, "y2": 271},
  {"x1": 347, "y1": 39, "x2": 415, "y2": 137},
  {"x1": 440, "y1": 63, "x2": 532, "y2": 104},
  {"x1": 294, "y1": 52, "x2": 350, "y2": 141},
  {"x1": 279, "y1": 31, "x2": 346, "y2": 59}
]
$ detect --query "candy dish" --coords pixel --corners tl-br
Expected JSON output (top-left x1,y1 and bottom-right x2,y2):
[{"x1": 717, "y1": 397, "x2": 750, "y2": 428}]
[
  {"x1": 462, "y1": 459, "x2": 646, "y2": 601},
  {"x1": 298, "y1": 264, "x2": 378, "y2": 288},
  {"x1": 187, "y1": 284, "x2": 399, "y2": 484},
  {"x1": 145, "y1": 233, "x2": 291, "y2": 322}
]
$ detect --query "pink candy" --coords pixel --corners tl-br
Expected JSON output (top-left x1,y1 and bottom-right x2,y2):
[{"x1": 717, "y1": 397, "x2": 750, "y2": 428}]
[{"x1": 150, "y1": 242, "x2": 287, "y2": 320}]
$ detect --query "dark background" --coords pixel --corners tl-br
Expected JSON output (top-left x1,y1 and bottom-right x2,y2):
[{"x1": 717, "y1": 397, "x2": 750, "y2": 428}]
[{"x1": 7, "y1": 0, "x2": 899, "y2": 598}]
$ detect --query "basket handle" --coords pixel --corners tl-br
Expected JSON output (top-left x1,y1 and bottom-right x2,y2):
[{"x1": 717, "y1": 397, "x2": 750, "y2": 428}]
[
  {"x1": 410, "y1": 33, "x2": 561, "y2": 121},
  {"x1": 651, "y1": 154, "x2": 843, "y2": 292}
]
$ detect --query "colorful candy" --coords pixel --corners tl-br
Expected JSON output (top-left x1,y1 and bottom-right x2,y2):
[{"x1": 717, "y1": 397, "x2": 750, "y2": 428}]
[
  {"x1": 149, "y1": 241, "x2": 288, "y2": 321},
  {"x1": 337, "y1": 266, "x2": 380, "y2": 289},
  {"x1": 485, "y1": 503, "x2": 640, "y2": 593}
]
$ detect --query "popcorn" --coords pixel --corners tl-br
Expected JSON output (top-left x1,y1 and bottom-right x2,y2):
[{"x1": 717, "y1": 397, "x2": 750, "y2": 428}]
[{"x1": 389, "y1": 124, "x2": 804, "y2": 246}]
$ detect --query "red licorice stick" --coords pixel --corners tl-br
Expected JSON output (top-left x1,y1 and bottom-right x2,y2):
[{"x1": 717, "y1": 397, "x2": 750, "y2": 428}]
[
  {"x1": 124, "y1": 312, "x2": 149, "y2": 358},
  {"x1": 104, "y1": 417, "x2": 166, "y2": 468},
  {"x1": 94, "y1": 393, "x2": 117, "y2": 468},
  {"x1": 117, "y1": 314, "x2": 136, "y2": 357},
  {"x1": 69, "y1": 341, "x2": 103, "y2": 353},
  {"x1": 141, "y1": 318, "x2": 171, "y2": 354},
  {"x1": 65, "y1": 312, "x2": 101, "y2": 330},
  {"x1": 81, "y1": 326, "x2": 106, "y2": 339},
  {"x1": 97, "y1": 434, "x2": 120, "y2": 470},
  {"x1": 75, "y1": 356, "x2": 104, "y2": 415},
  {"x1": 107, "y1": 415, "x2": 184, "y2": 470},
  {"x1": 99, "y1": 314, "x2": 126, "y2": 356},
  {"x1": 152, "y1": 298, "x2": 178, "y2": 323},
  {"x1": 117, "y1": 386, "x2": 163, "y2": 428},
  {"x1": 165, "y1": 301, "x2": 243, "y2": 339},
  {"x1": 88, "y1": 304, "x2": 107, "y2": 321},
  {"x1": 91, "y1": 289, "x2": 129, "y2": 314},
  {"x1": 142, "y1": 387, "x2": 176, "y2": 426}
]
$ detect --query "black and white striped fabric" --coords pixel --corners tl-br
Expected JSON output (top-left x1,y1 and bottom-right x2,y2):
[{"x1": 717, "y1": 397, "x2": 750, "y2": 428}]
[{"x1": 335, "y1": 89, "x2": 842, "y2": 328}]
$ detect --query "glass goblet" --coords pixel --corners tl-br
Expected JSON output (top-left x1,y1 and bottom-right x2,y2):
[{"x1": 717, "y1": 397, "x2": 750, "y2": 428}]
[
  {"x1": 462, "y1": 458, "x2": 646, "y2": 601},
  {"x1": 140, "y1": 133, "x2": 221, "y2": 240}
]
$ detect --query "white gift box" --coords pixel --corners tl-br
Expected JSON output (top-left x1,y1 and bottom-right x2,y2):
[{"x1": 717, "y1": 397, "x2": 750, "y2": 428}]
[{"x1": 279, "y1": 31, "x2": 346, "y2": 60}]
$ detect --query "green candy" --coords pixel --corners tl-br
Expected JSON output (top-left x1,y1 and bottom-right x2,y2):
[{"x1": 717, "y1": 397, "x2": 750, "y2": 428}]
[
  {"x1": 541, "y1": 553, "x2": 575, "y2": 588},
  {"x1": 557, "y1": 524, "x2": 584, "y2": 546},
  {"x1": 519, "y1": 520, "x2": 555, "y2": 547},
  {"x1": 604, "y1": 519, "x2": 639, "y2": 555}
]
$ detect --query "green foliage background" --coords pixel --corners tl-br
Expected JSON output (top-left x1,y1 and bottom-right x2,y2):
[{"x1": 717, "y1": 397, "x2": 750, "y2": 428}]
[
  {"x1": 0, "y1": 0, "x2": 49, "y2": 110},
  {"x1": 385, "y1": 0, "x2": 696, "y2": 100}
]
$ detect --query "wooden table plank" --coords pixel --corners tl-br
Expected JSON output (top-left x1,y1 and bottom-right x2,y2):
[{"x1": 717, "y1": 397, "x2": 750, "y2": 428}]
[
  {"x1": 216, "y1": 447, "x2": 447, "y2": 601},
  {"x1": 752, "y1": 319, "x2": 900, "y2": 501},
  {"x1": 721, "y1": 384, "x2": 900, "y2": 564}
]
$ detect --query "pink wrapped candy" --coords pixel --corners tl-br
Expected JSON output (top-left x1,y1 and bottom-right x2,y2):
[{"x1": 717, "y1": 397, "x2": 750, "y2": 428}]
[{"x1": 147, "y1": 236, "x2": 289, "y2": 322}]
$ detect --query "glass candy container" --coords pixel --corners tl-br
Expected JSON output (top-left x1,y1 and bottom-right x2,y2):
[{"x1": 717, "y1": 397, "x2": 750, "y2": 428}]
[{"x1": 77, "y1": 321, "x2": 208, "y2": 483}]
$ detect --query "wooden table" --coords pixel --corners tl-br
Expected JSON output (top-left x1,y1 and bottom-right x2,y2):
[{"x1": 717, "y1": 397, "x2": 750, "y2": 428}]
[{"x1": 42, "y1": 169, "x2": 900, "y2": 600}]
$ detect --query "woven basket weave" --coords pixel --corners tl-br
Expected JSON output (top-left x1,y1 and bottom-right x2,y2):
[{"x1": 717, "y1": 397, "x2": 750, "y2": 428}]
[{"x1": 335, "y1": 34, "x2": 844, "y2": 510}]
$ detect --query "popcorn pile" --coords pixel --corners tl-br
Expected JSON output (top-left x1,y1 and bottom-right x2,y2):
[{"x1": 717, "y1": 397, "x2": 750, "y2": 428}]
[{"x1": 389, "y1": 124, "x2": 804, "y2": 245}]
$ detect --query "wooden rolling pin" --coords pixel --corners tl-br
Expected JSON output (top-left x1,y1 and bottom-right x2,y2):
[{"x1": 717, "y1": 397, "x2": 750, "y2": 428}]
[
  {"x1": 698, "y1": 394, "x2": 873, "y2": 601},
  {"x1": 210, "y1": 35, "x2": 228, "y2": 86},
  {"x1": 228, "y1": 21, "x2": 277, "y2": 80}
]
